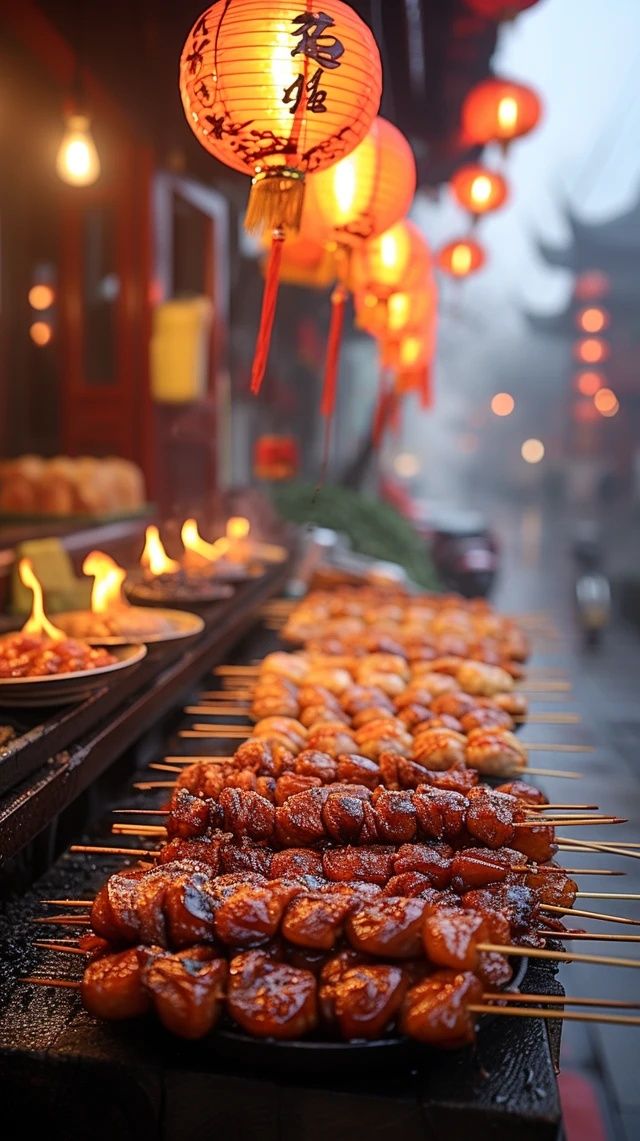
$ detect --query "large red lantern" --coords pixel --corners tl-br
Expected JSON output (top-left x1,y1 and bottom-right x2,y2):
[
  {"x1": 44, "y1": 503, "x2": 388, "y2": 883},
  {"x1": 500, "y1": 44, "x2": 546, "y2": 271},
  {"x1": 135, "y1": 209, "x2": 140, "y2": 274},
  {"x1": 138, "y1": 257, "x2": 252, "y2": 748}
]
[
  {"x1": 260, "y1": 232, "x2": 336, "y2": 289},
  {"x1": 463, "y1": 0, "x2": 539, "y2": 20},
  {"x1": 437, "y1": 238, "x2": 486, "y2": 277},
  {"x1": 450, "y1": 165, "x2": 508, "y2": 218},
  {"x1": 300, "y1": 118, "x2": 416, "y2": 443},
  {"x1": 462, "y1": 78, "x2": 542, "y2": 148},
  {"x1": 350, "y1": 220, "x2": 431, "y2": 299},
  {"x1": 180, "y1": 1, "x2": 382, "y2": 394}
]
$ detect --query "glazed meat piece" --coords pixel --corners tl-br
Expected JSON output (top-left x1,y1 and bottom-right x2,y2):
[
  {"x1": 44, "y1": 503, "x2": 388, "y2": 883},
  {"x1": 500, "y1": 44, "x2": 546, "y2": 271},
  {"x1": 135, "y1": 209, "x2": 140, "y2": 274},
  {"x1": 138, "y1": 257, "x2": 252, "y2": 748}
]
[
  {"x1": 219, "y1": 841, "x2": 274, "y2": 877},
  {"x1": 396, "y1": 703, "x2": 433, "y2": 730},
  {"x1": 227, "y1": 950, "x2": 318, "y2": 1039},
  {"x1": 321, "y1": 956, "x2": 408, "y2": 1039},
  {"x1": 354, "y1": 718, "x2": 413, "y2": 760},
  {"x1": 275, "y1": 786, "x2": 330, "y2": 845},
  {"x1": 304, "y1": 667, "x2": 352, "y2": 696},
  {"x1": 475, "y1": 951, "x2": 513, "y2": 990},
  {"x1": 298, "y1": 684, "x2": 342, "y2": 711},
  {"x1": 460, "y1": 707, "x2": 514, "y2": 734},
  {"x1": 91, "y1": 867, "x2": 148, "y2": 943},
  {"x1": 449, "y1": 847, "x2": 520, "y2": 893},
  {"x1": 176, "y1": 761, "x2": 229, "y2": 799},
  {"x1": 168, "y1": 789, "x2": 221, "y2": 839},
  {"x1": 305, "y1": 724, "x2": 357, "y2": 755},
  {"x1": 82, "y1": 947, "x2": 150, "y2": 1021},
  {"x1": 218, "y1": 787, "x2": 275, "y2": 842},
  {"x1": 270, "y1": 848, "x2": 324, "y2": 879},
  {"x1": 465, "y1": 789, "x2": 517, "y2": 849},
  {"x1": 336, "y1": 753, "x2": 381, "y2": 790},
  {"x1": 392, "y1": 842, "x2": 453, "y2": 888},
  {"x1": 413, "y1": 787, "x2": 467, "y2": 842},
  {"x1": 456, "y1": 661, "x2": 514, "y2": 697},
  {"x1": 299, "y1": 704, "x2": 350, "y2": 729},
  {"x1": 494, "y1": 691, "x2": 529, "y2": 718},
  {"x1": 423, "y1": 908, "x2": 491, "y2": 971},
  {"x1": 412, "y1": 728, "x2": 467, "y2": 770},
  {"x1": 274, "y1": 772, "x2": 323, "y2": 804},
  {"x1": 370, "y1": 788, "x2": 417, "y2": 843},
  {"x1": 163, "y1": 869, "x2": 218, "y2": 948},
  {"x1": 351, "y1": 705, "x2": 398, "y2": 730},
  {"x1": 252, "y1": 717, "x2": 307, "y2": 752},
  {"x1": 420, "y1": 768, "x2": 479, "y2": 795},
  {"x1": 524, "y1": 867, "x2": 577, "y2": 909},
  {"x1": 400, "y1": 969, "x2": 484, "y2": 1048},
  {"x1": 295, "y1": 749, "x2": 338, "y2": 783},
  {"x1": 462, "y1": 883, "x2": 539, "y2": 934},
  {"x1": 322, "y1": 845, "x2": 396, "y2": 885},
  {"x1": 233, "y1": 739, "x2": 296, "y2": 776},
  {"x1": 214, "y1": 882, "x2": 295, "y2": 947},
  {"x1": 346, "y1": 896, "x2": 427, "y2": 959},
  {"x1": 496, "y1": 780, "x2": 548, "y2": 805},
  {"x1": 510, "y1": 819, "x2": 556, "y2": 863},
  {"x1": 159, "y1": 837, "x2": 224, "y2": 871},
  {"x1": 429, "y1": 692, "x2": 478, "y2": 720},
  {"x1": 465, "y1": 730, "x2": 527, "y2": 776},
  {"x1": 341, "y1": 685, "x2": 394, "y2": 717},
  {"x1": 260, "y1": 652, "x2": 309, "y2": 683},
  {"x1": 282, "y1": 894, "x2": 357, "y2": 950},
  {"x1": 140, "y1": 948, "x2": 228, "y2": 1039},
  {"x1": 251, "y1": 694, "x2": 299, "y2": 720},
  {"x1": 354, "y1": 670, "x2": 405, "y2": 697}
]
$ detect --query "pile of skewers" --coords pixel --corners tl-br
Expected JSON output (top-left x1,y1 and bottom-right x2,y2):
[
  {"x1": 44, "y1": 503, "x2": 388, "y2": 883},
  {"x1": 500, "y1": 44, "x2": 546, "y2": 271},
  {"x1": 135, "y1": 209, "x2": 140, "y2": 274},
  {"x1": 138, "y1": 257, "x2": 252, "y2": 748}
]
[{"x1": 24, "y1": 588, "x2": 640, "y2": 1049}]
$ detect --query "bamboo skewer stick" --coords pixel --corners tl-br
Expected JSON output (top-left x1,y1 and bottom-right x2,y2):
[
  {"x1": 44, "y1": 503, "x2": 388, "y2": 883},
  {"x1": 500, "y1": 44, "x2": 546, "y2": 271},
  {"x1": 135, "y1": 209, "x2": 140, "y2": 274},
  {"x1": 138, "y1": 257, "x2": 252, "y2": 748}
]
[
  {"x1": 112, "y1": 824, "x2": 167, "y2": 837},
  {"x1": 524, "y1": 744, "x2": 594, "y2": 753},
  {"x1": 483, "y1": 992, "x2": 640, "y2": 1009},
  {"x1": 32, "y1": 941, "x2": 86, "y2": 955},
  {"x1": 165, "y1": 756, "x2": 234, "y2": 764},
  {"x1": 559, "y1": 839, "x2": 640, "y2": 862},
  {"x1": 69, "y1": 844, "x2": 159, "y2": 857},
  {"x1": 534, "y1": 804, "x2": 598, "y2": 811},
  {"x1": 133, "y1": 781, "x2": 176, "y2": 791},
  {"x1": 41, "y1": 899, "x2": 93, "y2": 906},
  {"x1": 179, "y1": 729, "x2": 251, "y2": 739},
  {"x1": 478, "y1": 943, "x2": 640, "y2": 969},
  {"x1": 539, "y1": 931, "x2": 640, "y2": 943},
  {"x1": 31, "y1": 915, "x2": 91, "y2": 926},
  {"x1": 577, "y1": 893, "x2": 640, "y2": 901},
  {"x1": 514, "y1": 818, "x2": 625, "y2": 828},
  {"x1": 516, "y1": 714, "x2": 581, "y2": 725},
  {"x1": 468, "y1": 1005, "x2": 640, "y2": 1028},
  {"x1": 20, "y1": 978, "x2": 81, "y2": 989},
  {"x1": 517, "y1": 767, "x2": 583, "y2": 778},
  {"x1": 184, "y1": 706, "x2": 252, "y2": 716},
  {"x1": 568, "y1": 840, "x2": 640, "y2": 851},
  {"x1": 148, "y1": 764, "x2": 184, "y2": 774},
  {"x1": 540, "y1": 904, "x2": 640, "y2": 927}
]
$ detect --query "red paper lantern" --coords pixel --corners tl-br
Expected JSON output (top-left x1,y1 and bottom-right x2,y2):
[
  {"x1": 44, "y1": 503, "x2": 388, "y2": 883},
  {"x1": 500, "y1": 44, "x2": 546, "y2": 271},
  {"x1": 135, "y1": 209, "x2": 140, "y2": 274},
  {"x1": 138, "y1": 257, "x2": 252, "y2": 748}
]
[
  {"x1": 254, "y1": 435, "x2": 299, "y2": 479},
  {"x1": 462, "y1": 78, "x2": 542, "y2": 147},
  {"x1": 180, "y1": 1, "x2": 382, "y2": 395},
  {"x1": 350, "y1": 220, "x2": 432, "y2": 299},
  {"x1": 450, "y1": 165, "x2": 508, "y2": 217},
  {"x1": 302, "y1": 116, "x2": 416, "y2": 246},
  {"x1": 463, "y1": 0, "x2": 539, "y2": 20},
  {"x1": 437, "y1": 238, "x2": 486, "y2": 277}
]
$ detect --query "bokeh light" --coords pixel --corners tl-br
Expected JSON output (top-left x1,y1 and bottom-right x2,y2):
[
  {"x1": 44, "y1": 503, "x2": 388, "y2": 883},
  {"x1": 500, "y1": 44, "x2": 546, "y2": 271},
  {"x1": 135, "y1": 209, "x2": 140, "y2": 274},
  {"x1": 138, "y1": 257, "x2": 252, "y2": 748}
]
[
  {"x1": 577, "y1": 307, "x2": 608, "y2": 334},
  {"x1": 594, "y1": 388, "x2": 619, "y2": 417},
  {"x1": 393, "y1": 452, "x2": 421, "y2": 478},
  {"x1": 491, "y1": 392, "x2": 515, "y2": 417},
  {"x1": 574, "y1": 338, "x2": 609, "y2": 364},
  {"x1": 521, "y1": 438, "x2": 545, "y2": 464},
  {"x1": 29, "y1": 322, "x2": 52, "y2": 346},
  {"x1": 575, "y1": 371, "x2": 603, "y2": 397},
  {"x1": 28, "y1": 285, "x2": 55, "y2": 310}
]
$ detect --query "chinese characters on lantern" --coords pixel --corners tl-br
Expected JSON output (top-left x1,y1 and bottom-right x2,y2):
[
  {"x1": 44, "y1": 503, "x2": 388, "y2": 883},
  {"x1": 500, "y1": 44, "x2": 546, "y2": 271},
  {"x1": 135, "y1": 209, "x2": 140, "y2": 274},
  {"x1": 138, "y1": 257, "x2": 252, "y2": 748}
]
[{"x1": 283, "y1": 11, "x2": 345, "y2": 115}]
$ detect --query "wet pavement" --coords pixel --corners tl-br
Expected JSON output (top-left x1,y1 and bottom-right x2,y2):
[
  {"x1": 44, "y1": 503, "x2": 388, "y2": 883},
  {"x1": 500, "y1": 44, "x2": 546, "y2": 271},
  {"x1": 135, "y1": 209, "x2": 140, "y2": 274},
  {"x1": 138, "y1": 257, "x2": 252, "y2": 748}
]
[{"x1": 491, "y1": 502, "x2": 640, "y2": 1141}]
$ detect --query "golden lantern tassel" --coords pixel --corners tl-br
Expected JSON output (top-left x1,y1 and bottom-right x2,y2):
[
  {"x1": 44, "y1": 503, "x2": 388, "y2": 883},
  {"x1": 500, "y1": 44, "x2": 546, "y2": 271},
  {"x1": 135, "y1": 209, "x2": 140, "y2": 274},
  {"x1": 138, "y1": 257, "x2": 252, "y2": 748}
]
[
  {"x1": 250, "y1": 228, "x2": 286, "y2": 395},
  {"x1": 245, "y1": 170, "x2": 306, "y2": 236}
]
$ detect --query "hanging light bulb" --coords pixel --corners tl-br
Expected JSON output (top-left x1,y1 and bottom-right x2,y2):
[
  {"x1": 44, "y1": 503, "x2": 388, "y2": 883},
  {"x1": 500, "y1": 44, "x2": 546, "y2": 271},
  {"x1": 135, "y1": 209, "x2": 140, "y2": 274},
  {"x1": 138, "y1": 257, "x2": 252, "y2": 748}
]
[{"x1": 56, "y1": 114, "x2": 101, "y2": 187}]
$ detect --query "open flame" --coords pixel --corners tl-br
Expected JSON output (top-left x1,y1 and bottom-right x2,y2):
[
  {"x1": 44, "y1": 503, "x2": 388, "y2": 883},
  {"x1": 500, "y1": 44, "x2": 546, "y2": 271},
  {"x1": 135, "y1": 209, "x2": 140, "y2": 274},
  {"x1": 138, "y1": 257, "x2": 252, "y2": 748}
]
[
  {"x1": 141, "y1": 526, "x2": 180, "y2": 576},
  {"x1": 19, "y1": 558, "x2": 65, "y2": 641},
  {"x1": 226, "y1": 517, "x2": 250, "y2": 541},
  {"x1": 83, "y1": 551, "x2": 127, "y2": 614},
  {"x1": 181, "y1": 518, "x2": 230, "y2": 563}
]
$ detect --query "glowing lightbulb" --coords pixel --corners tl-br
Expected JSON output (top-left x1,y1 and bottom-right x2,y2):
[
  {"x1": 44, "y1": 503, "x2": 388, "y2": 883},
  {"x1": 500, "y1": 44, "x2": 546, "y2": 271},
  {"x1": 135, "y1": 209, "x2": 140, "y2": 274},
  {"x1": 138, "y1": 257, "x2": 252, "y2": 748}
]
[
  {"x1": 498, "y1": 96, "x2": 518, "y2": 133},
  {"x1": 451, "y1": 243, "x2": 472, "y2": 275},
  {"x1": 491, "y1": 392, "x2": 514, "y2": 417},
  {"x1": 471, "y1": 175, "x2": 492, "y2": 206},
  {"x1": 594, "y1": 388, "x2": 619, "y2": 417},
  {"x1": 56, "y1": 115, "x2": 101, "y2": 187}
]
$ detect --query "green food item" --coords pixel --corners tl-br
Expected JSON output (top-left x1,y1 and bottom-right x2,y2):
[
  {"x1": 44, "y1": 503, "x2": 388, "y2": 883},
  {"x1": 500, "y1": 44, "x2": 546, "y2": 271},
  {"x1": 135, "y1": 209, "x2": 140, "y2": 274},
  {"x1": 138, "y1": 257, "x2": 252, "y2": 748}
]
[{"x1": 271, "y1": 482, "x2": 438, "y2": 589}]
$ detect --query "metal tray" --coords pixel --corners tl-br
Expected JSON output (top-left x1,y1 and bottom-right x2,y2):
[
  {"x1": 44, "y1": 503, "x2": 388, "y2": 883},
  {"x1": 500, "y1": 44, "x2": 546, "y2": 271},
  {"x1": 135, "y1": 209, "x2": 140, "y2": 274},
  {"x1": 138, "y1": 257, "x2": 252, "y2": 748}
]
[{"x1": 0, "y1": 643, "x2": 147, "y2": 707}]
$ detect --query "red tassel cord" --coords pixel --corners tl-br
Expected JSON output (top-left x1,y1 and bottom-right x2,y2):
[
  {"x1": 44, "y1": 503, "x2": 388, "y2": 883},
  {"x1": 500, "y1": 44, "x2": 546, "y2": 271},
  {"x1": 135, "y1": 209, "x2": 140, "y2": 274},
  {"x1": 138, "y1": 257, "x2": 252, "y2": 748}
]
[
  {"x1": 319, "y1": 283, "x2": 348, "y2": 478},
  {"x1": 250, "y1": 229, "x2": 285, "y2": 395},
  {"x1": 418, "y1": 363, "x2": 433, "y2": 409},
  {"x1": 373, "y1": 366, "x2": 394, "y2": 448}
]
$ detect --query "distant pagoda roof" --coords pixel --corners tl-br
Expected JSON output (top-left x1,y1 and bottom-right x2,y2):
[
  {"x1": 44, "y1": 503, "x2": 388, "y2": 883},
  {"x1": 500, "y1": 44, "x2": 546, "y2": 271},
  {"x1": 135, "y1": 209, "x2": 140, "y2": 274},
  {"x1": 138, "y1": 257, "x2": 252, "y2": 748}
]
[{"x1": 535, "y1": 187, "x2": 640, "y2": 270}]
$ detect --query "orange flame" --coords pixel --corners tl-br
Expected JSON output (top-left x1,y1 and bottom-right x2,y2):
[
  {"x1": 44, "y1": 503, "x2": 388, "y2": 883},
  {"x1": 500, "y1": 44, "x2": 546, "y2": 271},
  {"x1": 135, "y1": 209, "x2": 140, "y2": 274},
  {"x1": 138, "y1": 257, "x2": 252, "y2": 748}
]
[
  {"x1": 181, "y1": 518, "x2": 230, "y2": 563},
  {"x1": 83, "y1": 551, "x2": 127, "y2": 614},
  {"x1": 226, "y1": 516, "x2": 250, "y2": 541},
  {"x1": 19, "y1": 558, "x2": 65, "y2": 641},
  {"x1": 141, "y1": 526, "x2": 180, "y2": 575}
]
